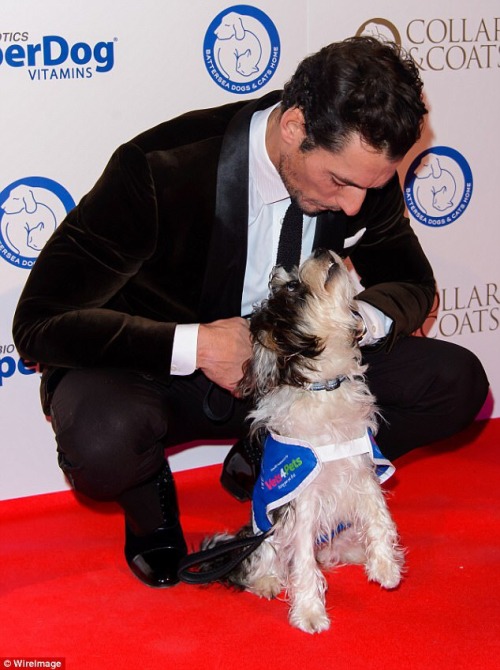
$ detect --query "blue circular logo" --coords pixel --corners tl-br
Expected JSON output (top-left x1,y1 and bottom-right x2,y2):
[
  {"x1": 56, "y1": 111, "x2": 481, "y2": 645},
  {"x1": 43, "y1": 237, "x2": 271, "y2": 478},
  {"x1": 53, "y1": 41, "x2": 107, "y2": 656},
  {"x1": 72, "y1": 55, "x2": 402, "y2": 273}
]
[
  {"x1": 203, "y1": 5, "x2": 280, "y2": 94},
  {"x1": 0, "y1": 176, "x2": 75, "y2": 269},
  {"x1": 404, "y1": 147, "x2": 473, "y2": 227}
]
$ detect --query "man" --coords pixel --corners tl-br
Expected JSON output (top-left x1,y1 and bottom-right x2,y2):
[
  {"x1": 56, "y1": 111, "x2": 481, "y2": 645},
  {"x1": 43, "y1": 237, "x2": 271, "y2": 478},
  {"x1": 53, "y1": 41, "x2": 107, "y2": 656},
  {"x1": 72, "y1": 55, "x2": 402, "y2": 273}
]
[{"x1": 13, "y1": 37, "x2": 488, "y2": 588}]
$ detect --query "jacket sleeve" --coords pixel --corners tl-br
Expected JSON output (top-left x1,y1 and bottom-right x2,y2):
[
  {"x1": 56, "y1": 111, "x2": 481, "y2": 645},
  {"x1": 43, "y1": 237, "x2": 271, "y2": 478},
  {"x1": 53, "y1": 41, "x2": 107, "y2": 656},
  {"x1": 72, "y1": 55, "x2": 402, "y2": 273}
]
[
  {"x1": 349, "y1": 175, "x2": 436, "y2": 349},
  {"x1": 12, "y1": 142, "x2": 177, "y2": 376}
]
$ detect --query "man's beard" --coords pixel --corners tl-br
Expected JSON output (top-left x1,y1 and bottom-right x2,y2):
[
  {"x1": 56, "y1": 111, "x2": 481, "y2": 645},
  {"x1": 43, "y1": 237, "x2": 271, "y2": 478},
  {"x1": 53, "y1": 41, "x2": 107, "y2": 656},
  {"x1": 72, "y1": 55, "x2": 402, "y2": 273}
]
[{"x1": 277, "y1": 154, "x2": 338, "y2": 217}]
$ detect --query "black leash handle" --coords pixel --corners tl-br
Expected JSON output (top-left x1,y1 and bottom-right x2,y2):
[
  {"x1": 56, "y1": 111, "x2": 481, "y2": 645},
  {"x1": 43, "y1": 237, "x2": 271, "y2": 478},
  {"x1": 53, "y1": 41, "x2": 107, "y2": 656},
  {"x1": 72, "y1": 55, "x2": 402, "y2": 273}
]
[
  {"x1": 202, "y1": 382, "x2": 235, "y2": 423},
  {"x1": 178, "y1": 531, "x2": 272, "y2": 585}
]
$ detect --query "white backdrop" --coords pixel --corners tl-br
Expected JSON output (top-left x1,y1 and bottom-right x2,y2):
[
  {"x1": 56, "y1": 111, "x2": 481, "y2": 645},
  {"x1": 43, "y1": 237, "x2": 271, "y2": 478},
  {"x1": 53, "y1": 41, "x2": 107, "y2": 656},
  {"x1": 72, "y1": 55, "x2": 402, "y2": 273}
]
[{"x1": 1, "y1": 0, "x2": 498, "y2": 499}]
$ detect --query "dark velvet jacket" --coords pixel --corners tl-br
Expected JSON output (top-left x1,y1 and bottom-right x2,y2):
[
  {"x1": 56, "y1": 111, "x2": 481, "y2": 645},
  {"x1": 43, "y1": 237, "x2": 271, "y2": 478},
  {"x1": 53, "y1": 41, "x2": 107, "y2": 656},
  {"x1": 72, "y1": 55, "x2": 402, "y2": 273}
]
[{"x1": 13, "y1": 91, "x2": 435, "y2": 385}]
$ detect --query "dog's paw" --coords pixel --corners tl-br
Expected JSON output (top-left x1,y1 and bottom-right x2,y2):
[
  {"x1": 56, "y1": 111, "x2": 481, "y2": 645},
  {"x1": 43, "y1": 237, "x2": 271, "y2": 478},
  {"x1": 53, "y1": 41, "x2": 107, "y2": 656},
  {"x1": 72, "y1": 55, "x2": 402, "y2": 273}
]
[
  {"x1": 248, "y1": 575, "x2": 282, "y2": 599},
  {"x1": 289, "y1": 604, "x2": 331, "y2": 634},
  {"x1": 366, "y1": 556, "x2": 403, "y2": 589}
]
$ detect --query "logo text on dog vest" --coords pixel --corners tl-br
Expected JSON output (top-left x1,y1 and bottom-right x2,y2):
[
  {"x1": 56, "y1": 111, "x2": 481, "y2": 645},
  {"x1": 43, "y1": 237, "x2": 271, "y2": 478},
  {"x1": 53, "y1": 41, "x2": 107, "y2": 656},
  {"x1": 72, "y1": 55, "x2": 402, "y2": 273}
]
[{"x1": 264, "y1": 457, "x2": 303, "y2": 490}]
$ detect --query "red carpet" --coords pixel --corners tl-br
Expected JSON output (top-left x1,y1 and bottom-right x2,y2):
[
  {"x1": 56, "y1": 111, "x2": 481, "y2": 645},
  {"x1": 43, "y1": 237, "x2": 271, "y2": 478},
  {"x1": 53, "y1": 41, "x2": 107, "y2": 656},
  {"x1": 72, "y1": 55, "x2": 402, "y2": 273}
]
[{"x1": 1, "y1": 419, "x2": 499, "y2": 669}]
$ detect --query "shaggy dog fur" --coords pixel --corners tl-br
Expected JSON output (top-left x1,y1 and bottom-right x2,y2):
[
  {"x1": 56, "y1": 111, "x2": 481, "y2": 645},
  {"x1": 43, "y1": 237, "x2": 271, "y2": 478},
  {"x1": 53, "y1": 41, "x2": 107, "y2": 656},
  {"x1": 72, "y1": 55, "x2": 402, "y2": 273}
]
[{"x1": 204, "y1": 249, "x2": 404, "y2": 633}]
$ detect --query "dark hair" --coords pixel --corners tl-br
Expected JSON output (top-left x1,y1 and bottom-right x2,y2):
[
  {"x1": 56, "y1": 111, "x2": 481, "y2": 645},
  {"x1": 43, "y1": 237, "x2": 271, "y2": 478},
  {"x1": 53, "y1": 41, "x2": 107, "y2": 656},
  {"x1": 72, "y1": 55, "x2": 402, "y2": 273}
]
[{"x1": 281, "y1": 36, "x2": 427, "y2": 159}]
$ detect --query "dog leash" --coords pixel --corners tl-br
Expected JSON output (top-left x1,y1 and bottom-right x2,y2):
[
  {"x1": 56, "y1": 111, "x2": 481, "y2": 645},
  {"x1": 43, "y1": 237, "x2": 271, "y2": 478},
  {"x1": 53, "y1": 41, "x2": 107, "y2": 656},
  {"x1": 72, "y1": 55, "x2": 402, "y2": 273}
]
[
  {"x1": 177, "y1": 531, "x2": 272, "y2": 585},
  {"x1": 202, "y1": 381, "x2": 235, "y2": 423},
  {"x1": 178, "y1": 521, "x2": 353, "y2": 585},
  {"x1": 201, "y1": 313, "x2": 254, "y2": 424}
]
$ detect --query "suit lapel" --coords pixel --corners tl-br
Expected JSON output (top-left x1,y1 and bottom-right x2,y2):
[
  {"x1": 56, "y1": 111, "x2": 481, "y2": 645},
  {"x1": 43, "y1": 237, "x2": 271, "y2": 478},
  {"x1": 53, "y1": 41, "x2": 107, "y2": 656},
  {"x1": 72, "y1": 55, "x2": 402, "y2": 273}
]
[{"x1": 199, "y1": 91, "x2": 282, "y2": 321}]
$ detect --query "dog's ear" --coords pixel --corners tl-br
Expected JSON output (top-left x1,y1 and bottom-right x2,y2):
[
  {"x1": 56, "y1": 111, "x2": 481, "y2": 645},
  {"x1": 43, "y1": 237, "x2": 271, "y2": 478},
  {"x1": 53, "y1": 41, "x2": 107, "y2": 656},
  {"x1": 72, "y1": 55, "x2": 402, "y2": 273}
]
[
  {"x1": 236, "y1": 339, "x2": 282, "y2": 398},
  {"x1": 235, "y1": 356, "x2": 255, "y2": 398},
  {"x1": 246, "y1": 282, "x2": 324, "y2": 394}
]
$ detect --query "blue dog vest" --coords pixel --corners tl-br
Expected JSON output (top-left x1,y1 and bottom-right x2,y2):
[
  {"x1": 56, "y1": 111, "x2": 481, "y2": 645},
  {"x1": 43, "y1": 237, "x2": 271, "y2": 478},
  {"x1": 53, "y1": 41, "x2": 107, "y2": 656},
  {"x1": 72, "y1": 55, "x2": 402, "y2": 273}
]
[{"x1": 252, "y1": 430, "x2": 395, "y2": 534}]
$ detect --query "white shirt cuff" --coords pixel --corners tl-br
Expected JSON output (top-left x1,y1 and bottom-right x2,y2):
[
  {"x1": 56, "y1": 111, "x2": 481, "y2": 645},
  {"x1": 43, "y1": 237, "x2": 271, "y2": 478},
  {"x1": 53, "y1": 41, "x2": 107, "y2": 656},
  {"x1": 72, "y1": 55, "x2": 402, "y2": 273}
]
[
  {"x1": 354, "y1": 300, "x2": 393, "y2": 346},
  {"x1": 170, "y1": 323, "x2": 199, "y2": 375}
]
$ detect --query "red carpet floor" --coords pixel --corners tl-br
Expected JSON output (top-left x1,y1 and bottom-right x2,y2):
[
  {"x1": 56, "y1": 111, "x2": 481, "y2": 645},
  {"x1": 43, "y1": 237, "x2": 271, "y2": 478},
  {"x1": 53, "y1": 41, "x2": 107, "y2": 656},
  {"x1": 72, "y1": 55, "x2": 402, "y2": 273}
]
[{"x1": 1, "y1": 419, "x2": 499, "y2": 669}]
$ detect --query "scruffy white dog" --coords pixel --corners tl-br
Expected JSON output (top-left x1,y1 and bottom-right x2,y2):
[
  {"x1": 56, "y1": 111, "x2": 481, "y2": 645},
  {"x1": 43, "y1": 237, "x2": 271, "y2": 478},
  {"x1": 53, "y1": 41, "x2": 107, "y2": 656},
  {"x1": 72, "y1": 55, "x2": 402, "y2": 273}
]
[{"x1": 205, "y1": 249, "x2": 404, "y2": 634}]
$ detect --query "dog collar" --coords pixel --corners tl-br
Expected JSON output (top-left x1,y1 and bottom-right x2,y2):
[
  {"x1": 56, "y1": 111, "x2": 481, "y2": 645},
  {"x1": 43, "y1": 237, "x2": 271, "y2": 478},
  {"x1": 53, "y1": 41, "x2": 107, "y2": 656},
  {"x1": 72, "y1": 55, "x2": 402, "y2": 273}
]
[
  {"x1": 303, "y1": 375, "x2": 348, "y2": 391},
  {"x1": 302, "y1": 374, "x2": 365, "y2": 392}
]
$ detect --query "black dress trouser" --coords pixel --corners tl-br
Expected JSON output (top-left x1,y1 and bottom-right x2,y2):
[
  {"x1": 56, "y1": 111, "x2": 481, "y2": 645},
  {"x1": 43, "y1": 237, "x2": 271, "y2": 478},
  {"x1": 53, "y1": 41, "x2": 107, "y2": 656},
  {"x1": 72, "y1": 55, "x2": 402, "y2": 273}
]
[{"x1": 48, "y1": 336, "x2": 489, "y2": 525}]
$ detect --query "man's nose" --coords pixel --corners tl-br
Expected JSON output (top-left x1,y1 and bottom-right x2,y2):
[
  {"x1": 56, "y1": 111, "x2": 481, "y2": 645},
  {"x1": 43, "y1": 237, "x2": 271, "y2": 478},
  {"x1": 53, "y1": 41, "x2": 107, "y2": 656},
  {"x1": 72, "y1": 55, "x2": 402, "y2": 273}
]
[{"x1": 336, "y1": 187, "x2": 367, "y2": 216}]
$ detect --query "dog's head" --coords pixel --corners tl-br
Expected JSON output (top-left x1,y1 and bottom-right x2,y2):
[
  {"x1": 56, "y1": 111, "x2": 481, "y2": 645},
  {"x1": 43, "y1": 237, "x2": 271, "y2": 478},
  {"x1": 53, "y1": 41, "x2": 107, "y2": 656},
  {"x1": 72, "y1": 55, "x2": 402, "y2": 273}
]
[
  {"x1": 239, "y1": 249, "x2": 364, "y2": 398},
  {"x1": 214, "y1": 12, "x2": 245, "y2": 40}
]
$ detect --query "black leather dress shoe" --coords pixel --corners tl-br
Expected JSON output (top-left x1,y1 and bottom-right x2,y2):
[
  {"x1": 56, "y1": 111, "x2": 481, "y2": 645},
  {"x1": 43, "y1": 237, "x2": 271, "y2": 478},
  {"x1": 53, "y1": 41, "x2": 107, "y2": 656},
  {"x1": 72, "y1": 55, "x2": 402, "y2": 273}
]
[
  {"x1": 220, "y1": 434, "x2": 263, "y2": 502},
  {"x1": 122, "y1": 461, "x2": 187, "y2": 587},
  {"x1": 125, "y1": 522, "x2": 188, "y2": 588}
]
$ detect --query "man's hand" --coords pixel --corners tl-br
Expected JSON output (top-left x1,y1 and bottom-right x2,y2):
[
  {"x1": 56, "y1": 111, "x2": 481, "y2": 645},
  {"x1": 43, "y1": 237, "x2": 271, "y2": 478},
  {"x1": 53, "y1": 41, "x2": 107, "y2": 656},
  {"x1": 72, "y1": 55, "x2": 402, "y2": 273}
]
[{"x1": 197, "y1": 317, "x2": 252, "y2": 394}]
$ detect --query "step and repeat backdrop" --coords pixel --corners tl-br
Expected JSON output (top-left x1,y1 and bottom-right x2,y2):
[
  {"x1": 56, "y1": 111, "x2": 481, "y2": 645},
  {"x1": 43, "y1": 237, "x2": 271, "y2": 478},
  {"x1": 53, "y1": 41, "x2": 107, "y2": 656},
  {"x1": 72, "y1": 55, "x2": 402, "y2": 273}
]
[{"x1": 1, "y1": 0, "x2": 498, "y2": 499}]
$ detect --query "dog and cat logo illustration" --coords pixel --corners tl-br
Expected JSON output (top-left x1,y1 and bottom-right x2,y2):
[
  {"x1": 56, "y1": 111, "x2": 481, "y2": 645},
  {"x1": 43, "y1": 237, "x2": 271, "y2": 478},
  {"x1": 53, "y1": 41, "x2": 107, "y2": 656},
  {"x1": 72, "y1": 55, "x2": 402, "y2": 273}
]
[
  {"x1": 404, "y1": 147, "x2": 473, "y2": 226},
  {"x1": 0, "y1": 177, "x2": 74, "y2": 268},
  {"x1": 213, "y1": 10, "x2": 263, "y2": 78},
  {"x1": 204, "y1": 5, "x2": 280, "y2": 92},
  {"x1": 2, "y1": 185, "x2": 56, "y2": 254}
]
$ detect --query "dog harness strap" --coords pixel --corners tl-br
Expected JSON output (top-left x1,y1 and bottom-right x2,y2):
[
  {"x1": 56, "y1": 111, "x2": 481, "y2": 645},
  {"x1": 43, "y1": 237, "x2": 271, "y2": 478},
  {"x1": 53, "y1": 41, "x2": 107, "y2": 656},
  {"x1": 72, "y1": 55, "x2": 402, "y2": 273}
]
[
  {"x1": 366, "y1": 430, "x2": 396, "y2": 483},
  {"x1": 252, "y1": 430, "x2": 395, "y2": 534}
]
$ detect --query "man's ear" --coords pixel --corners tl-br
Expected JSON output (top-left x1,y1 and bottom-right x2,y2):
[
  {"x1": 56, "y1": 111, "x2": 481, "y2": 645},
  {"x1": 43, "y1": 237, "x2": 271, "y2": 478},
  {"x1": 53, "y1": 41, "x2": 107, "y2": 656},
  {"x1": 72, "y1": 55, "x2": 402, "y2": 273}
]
[{"x1": 279, "y1": 107, "x2": 306, "y2": 148}]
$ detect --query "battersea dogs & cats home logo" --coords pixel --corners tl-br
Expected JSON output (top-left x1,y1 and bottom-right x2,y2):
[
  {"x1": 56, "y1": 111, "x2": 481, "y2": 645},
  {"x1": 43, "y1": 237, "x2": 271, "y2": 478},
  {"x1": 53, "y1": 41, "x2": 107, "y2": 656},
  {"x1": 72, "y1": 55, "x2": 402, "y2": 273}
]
[
  {"x1": 204, "y1": 5, "x2": 280, "y2": 93},
  {"x1": 404, "y1": 147, "x2": 473, "y2": 227},
  {"x1": 0, "y1": 177, "x2": 75, "y2": 269}
]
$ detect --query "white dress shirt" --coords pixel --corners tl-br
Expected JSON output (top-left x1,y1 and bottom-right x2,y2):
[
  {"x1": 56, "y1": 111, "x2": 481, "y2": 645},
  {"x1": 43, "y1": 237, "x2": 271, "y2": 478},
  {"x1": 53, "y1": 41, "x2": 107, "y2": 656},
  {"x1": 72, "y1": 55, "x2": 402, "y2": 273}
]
[{"x1": 170, "y1": 105, "x2": 392, "y2": 375}]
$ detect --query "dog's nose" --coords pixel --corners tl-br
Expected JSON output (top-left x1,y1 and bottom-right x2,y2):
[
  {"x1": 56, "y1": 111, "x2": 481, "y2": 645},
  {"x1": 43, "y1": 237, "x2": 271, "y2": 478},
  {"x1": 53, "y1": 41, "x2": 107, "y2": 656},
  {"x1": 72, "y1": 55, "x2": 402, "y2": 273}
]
[
  {"x1": 313, "y1": 248, "x2": 335, "y2": 262},
  {"x1": 313, "y1": 248, "x2": 329, "y2": 259}
]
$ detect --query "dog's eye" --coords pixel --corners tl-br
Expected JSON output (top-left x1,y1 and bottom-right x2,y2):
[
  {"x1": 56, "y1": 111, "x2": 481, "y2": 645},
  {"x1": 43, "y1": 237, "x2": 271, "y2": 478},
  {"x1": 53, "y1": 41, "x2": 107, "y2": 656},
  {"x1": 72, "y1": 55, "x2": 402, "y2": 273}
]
[{"x1": 286, "y1": 280, "x2": 300, "y2": 292}]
